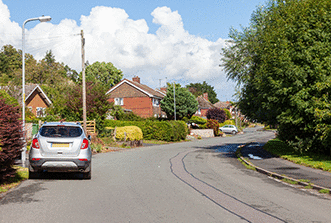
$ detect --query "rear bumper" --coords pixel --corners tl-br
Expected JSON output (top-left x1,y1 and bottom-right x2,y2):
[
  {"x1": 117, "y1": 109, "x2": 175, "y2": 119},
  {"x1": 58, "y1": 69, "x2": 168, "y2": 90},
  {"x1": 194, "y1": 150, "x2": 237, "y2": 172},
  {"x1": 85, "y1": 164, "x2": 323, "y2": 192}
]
[{"x1": 29, "y1": 158, "x2": 91, "y2": 172}]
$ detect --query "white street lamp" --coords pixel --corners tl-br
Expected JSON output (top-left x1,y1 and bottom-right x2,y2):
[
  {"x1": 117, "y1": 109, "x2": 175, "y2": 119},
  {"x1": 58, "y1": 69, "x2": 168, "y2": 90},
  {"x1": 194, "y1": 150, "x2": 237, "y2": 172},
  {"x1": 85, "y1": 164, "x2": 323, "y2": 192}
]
[{"x1": 22, "y1": 16, "x2": 51, "y2": 167}]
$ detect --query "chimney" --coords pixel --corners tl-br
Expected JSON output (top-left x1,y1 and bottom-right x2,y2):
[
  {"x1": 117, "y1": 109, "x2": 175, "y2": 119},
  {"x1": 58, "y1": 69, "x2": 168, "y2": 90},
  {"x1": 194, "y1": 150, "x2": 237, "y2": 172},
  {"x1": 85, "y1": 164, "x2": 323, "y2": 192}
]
[
  {"x1": 132, "y1": 76, "x2": 140, "y2": 83},
  {"x1": 160, "y1": 87, "x2": 167, "y2": 93},
  {"x1": 203, "y1": 93, "x2": 208, "y2": 101}
]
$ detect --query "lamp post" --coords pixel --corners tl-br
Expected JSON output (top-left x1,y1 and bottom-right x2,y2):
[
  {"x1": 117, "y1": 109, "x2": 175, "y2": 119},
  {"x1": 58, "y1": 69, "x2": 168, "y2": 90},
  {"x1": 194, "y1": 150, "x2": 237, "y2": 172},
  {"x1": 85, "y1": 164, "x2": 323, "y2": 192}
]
[
  {"x1": 173, "y1": 82, "x2": 176, "y2": 121},
  {"x1": 22, "y1": 16, "x2": 51, "y2": 167}
]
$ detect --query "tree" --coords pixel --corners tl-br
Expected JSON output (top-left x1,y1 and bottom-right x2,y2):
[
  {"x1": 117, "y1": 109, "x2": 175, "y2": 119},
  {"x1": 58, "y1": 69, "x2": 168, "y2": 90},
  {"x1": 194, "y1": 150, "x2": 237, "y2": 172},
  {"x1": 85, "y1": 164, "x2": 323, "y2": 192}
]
[
  {"x1": 206, "y1": 107, "x2": 226, "y2": 124},
  {"x1": 161, "y1": 83, "x2": 198, "y2": 120},
  {"x1": 0, "y1": 45, "x2": 22, "y2": 85},
  {"x1": 186, "y1": 81, "x2": 219, "y2": 104},
  {"x1": 26, "y1": 50, "x2": 67, "y2": 86},
  {"x1": 61, "y1": 81, "x2": 112, "y2": 131},
  {"x1": 222, "y1": 0, "x2": 331, "y2": 155},
  {"x1": 0, "y1": 98, "x2": 23, "y2": 183},
  {"x1": 85, "y1": 61, "x2": 123, "y2": 90}
]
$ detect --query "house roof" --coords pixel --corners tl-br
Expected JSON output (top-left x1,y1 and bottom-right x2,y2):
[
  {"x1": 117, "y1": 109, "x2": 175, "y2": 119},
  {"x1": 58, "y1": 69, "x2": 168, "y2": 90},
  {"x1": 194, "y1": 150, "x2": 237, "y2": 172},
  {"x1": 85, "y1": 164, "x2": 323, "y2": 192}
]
[
  {"x1": 106, "y1": 78, "x2": 165, "y2": 99},
  {"x1": 25, "y1": 84, "x2": 52, "y2": 106},
  {"x1": 214, "y1": 101, "x2": 231, "y2": 109},
  {"x1": 196, "y1": 95, "x2": 215, "y2": 109}
]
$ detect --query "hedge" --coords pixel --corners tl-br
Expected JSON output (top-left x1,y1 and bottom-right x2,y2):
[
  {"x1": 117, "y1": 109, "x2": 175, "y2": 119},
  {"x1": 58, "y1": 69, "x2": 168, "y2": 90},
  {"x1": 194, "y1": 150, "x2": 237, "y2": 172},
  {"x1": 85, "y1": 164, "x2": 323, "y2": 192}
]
[{"x1": 104, "y1": 120, "x2": 188, "y2": 142}]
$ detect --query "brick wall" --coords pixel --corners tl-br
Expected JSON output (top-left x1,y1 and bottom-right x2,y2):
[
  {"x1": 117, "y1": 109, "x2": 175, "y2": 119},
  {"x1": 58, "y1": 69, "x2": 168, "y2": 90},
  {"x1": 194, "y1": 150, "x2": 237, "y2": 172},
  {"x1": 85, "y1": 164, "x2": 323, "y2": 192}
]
[{"x1": 109, "y1": 97, "x2": 155, "y2": 118}]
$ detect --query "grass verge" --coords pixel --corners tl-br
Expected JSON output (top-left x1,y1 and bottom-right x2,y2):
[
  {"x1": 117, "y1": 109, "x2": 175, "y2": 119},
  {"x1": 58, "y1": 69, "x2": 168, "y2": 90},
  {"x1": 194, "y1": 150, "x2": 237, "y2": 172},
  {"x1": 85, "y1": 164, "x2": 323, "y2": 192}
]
[
  {"x1": 143, "y1": 139, "x2": 170, "y2": 145},
  {"x1": 263, "y1": 138, "x2": 331, "y2": 172},
  {"x1": 0, "y1": 166, "x2": 28, "y2": 194},
  {"x1": 236, "y1": 146, "x2": 256, "y2": 171}
]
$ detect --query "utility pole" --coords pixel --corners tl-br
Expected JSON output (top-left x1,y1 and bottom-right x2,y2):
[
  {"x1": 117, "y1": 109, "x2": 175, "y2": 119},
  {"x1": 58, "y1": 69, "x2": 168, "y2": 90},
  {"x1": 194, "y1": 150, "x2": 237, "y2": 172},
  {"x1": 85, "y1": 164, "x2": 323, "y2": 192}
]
[{"x1": 81, "y1": 30, "x2": 87, "y2": 133}]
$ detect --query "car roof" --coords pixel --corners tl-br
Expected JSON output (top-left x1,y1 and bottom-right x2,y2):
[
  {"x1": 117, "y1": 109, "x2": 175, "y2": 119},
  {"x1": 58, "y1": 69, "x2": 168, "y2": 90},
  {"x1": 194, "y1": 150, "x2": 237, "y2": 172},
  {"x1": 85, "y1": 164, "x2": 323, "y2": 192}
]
[{"x1": 41, "y1": 122, "x2": 82, "y2": 127}]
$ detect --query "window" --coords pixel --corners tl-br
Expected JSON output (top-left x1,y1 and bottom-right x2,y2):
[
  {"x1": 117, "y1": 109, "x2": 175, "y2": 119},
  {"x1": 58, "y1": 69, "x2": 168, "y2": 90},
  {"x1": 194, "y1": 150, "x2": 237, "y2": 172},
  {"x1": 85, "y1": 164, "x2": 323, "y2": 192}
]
[
  {"x1": 114, "y1": 98, "x2": 123, "y2": 105},
  {"x1": 153, "y1": 98, "x2": 160, "y2": 107},
  {"x1": 36, "y1": 107, "x2": 46, "y2": 117},
  {"x1": 40, "y1": 126, "x2": 83, "y2": 137}
]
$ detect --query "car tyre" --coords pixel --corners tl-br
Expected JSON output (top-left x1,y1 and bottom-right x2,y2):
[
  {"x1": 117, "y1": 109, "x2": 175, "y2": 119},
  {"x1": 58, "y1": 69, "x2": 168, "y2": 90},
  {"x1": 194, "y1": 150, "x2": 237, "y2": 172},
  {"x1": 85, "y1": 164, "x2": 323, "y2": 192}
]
[
  {"x1": 83, "y1": 171, "x2": 91, "y2": 180},
  {"x1": 28, "y1": 165, "x2": 39, "y2": 179},
  {"x1": 232, "y1": 130, "x2": 236, "y2": 135}
]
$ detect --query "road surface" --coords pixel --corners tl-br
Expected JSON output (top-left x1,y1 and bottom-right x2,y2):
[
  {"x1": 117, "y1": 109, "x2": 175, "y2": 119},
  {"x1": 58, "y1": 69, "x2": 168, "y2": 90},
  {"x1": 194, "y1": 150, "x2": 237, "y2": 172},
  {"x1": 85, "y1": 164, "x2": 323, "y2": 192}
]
[{"x1": 1, "y1": 127, "x2": 330, "y2": 222}]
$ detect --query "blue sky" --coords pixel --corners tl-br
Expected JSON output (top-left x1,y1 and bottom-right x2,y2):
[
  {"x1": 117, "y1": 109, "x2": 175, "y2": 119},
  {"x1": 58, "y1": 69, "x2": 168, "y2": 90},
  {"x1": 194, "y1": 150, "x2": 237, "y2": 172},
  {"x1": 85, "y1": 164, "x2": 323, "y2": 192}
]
[{"x1": 1, "y1": 0, "x2": 265, "y2": 101}]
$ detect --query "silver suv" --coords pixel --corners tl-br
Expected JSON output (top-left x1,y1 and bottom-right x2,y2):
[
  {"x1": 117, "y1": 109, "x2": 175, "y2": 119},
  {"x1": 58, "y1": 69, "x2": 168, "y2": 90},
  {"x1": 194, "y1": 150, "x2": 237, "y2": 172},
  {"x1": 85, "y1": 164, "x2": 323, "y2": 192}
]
[{"x1": 29, "y1": 122, "x2": 92, "y2": 179}]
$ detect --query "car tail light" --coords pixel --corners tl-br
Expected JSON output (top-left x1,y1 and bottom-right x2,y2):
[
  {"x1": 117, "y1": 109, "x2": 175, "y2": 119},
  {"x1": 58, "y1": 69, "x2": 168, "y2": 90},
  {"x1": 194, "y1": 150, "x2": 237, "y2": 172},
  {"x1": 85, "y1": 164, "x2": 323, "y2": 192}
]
[
  {"x1": 79, "y1": 159, "x2": 88, "y2": 161},
  {"x1": 81, "y1": 138, "x2": 89, "y2": 149},
  {"x1": 32, "y1": 138, "x2": 40, "y2": 149}
]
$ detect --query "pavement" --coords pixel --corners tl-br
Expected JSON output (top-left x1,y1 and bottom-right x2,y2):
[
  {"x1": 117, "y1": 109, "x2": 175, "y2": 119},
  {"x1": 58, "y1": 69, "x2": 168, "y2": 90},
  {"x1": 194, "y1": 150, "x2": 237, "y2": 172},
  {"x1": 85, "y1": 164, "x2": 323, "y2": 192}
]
[{"x1": 240, "y1": 142, "x2": 331, "y2": 192}]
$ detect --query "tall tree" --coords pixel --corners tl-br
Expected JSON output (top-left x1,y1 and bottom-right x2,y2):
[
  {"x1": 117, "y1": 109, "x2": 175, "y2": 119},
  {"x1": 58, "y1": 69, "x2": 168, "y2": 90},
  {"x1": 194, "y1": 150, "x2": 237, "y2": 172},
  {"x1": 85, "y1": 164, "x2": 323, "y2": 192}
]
[
  {"x1": 186, "y1": 81, "x2": 219, "y2": 104},
  {"x1": 222, "y1": 0, "x2": 331, "y2": 154},
  {"x1": 161, "y1": 83, "x2": 198, "y2": 120},
  {"x1": 0, "y1": 45, "x2": 22, "y2": 85},
  {"x1": 84, "y1": 61, "x2": 123, "y2": 90}
]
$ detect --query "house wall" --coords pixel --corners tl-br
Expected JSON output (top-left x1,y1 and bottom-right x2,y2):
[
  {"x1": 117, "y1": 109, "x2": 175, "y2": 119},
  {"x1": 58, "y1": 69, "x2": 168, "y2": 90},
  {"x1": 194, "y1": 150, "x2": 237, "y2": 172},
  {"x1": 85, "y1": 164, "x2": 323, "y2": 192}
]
[
  {"x1": 109, "y1": 97, "x2": 155, "y2": 118},
  {"x1": 195, "y1": 108, "x2": 209, "y2": 119},
  {"x1": 26, "y1": 91, "x2": 48, "y2": 116}
]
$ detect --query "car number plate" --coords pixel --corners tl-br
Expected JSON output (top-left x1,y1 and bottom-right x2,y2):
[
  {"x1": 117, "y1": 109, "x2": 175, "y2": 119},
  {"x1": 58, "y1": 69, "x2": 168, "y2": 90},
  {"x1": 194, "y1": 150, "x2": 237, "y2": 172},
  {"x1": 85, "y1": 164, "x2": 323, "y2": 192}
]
[{"x1": 52, "y1": 143, "x2": 69, "y2": 148}]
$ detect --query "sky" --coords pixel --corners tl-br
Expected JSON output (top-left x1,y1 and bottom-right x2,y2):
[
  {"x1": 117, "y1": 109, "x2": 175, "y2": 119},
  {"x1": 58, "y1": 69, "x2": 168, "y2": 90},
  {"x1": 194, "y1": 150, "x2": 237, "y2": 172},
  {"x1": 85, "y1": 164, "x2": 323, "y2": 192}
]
[{"x1": 0, "y1": 0, "x2": 265, "y2": 101}]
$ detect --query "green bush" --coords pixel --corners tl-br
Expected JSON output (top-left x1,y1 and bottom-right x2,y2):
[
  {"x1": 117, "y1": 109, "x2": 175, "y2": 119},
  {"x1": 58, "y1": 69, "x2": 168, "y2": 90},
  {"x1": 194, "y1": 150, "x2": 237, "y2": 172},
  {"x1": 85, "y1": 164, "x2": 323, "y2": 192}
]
[
  {"x1": 104, "y1": 120, "x2": 188, "y2": 142},
  {"x1": 220, "y1": 120, "x2": 235, "y2": 127},
  {"x1": 190, "y1": 116, "x2": 207, "y2": 124},
  {"x1": 223, "y1": 109, "x2": 231, "y2": 120},
  {"x1": 115, "y1": 126, "x2": 143, "y2": 141}
]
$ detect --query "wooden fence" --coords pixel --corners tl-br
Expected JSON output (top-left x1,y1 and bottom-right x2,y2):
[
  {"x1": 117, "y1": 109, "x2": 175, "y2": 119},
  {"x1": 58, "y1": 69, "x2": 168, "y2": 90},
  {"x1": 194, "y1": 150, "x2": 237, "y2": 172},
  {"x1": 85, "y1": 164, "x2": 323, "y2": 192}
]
[{"x1": 78, "y1": 120, "x2": 96, "y2": 134}]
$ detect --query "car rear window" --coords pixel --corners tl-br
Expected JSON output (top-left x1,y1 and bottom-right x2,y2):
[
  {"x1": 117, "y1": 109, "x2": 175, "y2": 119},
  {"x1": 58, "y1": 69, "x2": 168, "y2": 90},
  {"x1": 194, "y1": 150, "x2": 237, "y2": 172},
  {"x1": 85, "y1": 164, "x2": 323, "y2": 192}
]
[{"x1": 40, "y1": 126, "x2": 83, "y2": 137}]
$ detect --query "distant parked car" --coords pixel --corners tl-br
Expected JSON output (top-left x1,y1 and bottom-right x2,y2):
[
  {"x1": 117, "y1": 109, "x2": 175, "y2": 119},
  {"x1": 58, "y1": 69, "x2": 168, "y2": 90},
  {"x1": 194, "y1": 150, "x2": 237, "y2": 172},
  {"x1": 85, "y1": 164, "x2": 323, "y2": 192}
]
[
  {"x1": 29, "y1": 122, "x2": 92, "y2": 179},
  {"x1": 219, "y1": 125, "x2": 238, "y2": 135}
]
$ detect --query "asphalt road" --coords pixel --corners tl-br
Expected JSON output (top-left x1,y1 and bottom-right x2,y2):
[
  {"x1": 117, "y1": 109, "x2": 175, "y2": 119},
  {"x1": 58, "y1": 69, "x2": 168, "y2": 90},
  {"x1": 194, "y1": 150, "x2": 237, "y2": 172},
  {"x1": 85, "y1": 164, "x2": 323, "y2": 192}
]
[{"x1": 0, "y1": 127, "x2": 330, "y2": 222}]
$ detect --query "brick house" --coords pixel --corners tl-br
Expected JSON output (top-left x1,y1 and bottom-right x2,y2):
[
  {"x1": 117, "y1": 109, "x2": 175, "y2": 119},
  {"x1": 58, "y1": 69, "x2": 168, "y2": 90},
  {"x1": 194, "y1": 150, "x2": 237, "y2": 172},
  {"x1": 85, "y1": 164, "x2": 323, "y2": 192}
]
[
  {"x1": 25, "y1": 84, "x2": 52, "y2": 117},
  {"x1": 194, "y1": 93, "x2": 216, "y2": 119},
  {"x1": 1, "y1": 84, "x2": 52, "y2": 117},
  {"x1": 106, "y1": 76, "x2": 166, "y2": 118}
]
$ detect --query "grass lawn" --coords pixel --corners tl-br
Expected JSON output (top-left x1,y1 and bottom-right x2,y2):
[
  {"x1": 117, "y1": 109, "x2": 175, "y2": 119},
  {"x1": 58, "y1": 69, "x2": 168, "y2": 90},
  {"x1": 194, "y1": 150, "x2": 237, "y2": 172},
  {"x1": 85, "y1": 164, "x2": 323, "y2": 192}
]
[
  {"x1": 0, "y1": 166, "x2": 28, "y2": 194},
  {"x1": 263, "y1": 138, "x2": 331, "y2": 172}
]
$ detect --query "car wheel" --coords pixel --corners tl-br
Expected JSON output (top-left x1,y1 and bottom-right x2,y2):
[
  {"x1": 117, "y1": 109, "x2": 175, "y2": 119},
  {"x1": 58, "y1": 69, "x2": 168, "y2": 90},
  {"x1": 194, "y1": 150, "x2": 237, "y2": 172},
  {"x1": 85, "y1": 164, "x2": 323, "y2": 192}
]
[
  {"x1": 232, "y1": 130, "x2": 236, "y2": 135},
  {"x1": 83, "y1": 171, "x2": 91, "y2": 180},
  {"x1": 28, "y1": 165, "x2": 39, "y2": 179}
]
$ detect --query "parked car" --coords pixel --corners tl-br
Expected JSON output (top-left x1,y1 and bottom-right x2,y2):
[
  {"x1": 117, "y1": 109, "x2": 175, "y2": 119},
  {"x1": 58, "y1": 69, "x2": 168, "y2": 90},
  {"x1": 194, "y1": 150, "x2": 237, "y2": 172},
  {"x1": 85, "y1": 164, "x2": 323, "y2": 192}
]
[
  {"x1": 219, "y1": 125, "x2": 238, "y2": 135},
  {"x1": 29, "y1": 122, "x2": 92, "y2": 179}
]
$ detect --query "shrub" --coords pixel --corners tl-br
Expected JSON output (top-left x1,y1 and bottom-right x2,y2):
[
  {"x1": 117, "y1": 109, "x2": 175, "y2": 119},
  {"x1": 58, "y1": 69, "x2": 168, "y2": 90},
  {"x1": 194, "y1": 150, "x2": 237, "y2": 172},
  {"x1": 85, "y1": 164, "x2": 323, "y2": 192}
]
[
  {"x1": 206, "y1": 119, "x2": 220, "y2": 136},
  {"x1": 115, "y1": 126, "x2": 143, "y2": 141},
  {"x1": 190, "y1": 115, "x2": 207, "y2": 124},
  {"x1": 220, "y1": 120, "x2": 235, "y2": 127},
  {"x1": 206, "y1": 108, "x2": 226, "y2": 124},
  {"x1": 223, "y1": 109, "x2": 231, "y2": 120},
  {"x1": 0, "y1": 98, "x2": 23, "y2": 183}
]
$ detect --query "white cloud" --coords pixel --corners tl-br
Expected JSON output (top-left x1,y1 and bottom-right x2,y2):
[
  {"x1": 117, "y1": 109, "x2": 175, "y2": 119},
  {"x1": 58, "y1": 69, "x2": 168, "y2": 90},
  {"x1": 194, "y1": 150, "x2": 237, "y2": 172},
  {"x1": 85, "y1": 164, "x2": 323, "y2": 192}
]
[{"x1": 0, "y1": 1, "x2": 235, "y2": 101}]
